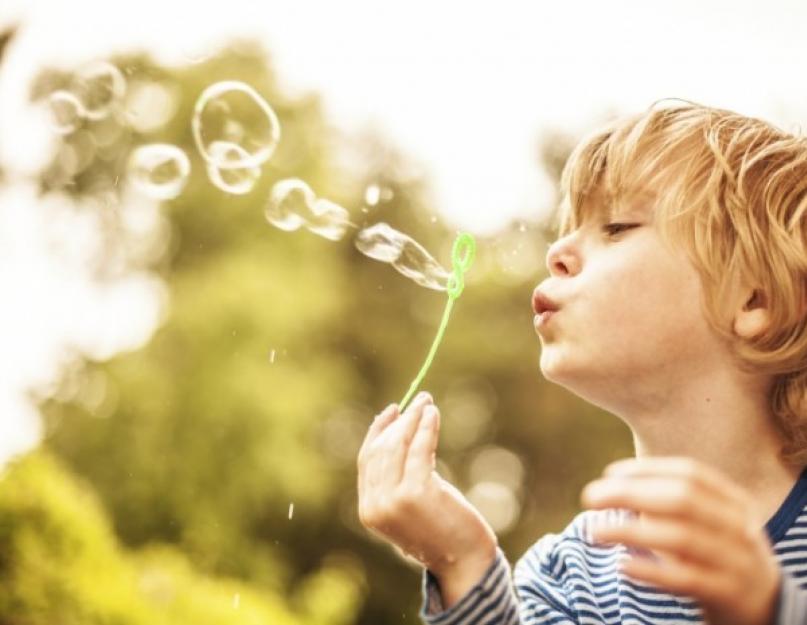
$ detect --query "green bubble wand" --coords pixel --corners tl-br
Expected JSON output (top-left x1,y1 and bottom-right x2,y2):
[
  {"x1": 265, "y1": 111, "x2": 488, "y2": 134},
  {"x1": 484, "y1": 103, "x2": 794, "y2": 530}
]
[{"x1": 398, "y1": 232, "x2": 476, "y2": 412}]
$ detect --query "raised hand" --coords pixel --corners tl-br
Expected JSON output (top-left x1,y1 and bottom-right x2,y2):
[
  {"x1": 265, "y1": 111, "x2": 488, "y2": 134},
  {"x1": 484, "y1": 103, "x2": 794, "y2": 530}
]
[
  {"x1": 357, "y1": 392, "x2": 498, "y2": 583},
  {"x1": 582, "y1": 457, "x2": 781, "y2": 625}
]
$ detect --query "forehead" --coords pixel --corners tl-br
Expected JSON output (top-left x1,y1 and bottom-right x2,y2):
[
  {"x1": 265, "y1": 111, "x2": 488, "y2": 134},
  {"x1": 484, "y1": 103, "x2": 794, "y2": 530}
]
[{"x1": 578, "y1": 187, "x2": 655, "y2": 221}]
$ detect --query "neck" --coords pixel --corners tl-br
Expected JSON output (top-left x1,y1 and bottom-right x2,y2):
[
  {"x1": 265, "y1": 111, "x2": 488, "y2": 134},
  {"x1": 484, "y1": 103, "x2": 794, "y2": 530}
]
[{"x1": 623, "y1": 367, "x2": 801, "y2": 526}]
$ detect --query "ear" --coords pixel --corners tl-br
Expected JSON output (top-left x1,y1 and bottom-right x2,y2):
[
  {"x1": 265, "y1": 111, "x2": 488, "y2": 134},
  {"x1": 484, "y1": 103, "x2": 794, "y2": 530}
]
[{"x1": 733, "y1": 288, "x2": 771, "y2": 339}]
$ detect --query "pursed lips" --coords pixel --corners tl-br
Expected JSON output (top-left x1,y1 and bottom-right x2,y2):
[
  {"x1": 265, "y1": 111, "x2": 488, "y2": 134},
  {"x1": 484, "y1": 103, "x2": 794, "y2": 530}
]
[
  {"x1": 532, "y1": 288, "x2": 561, "y2": 331},
  {"x1": 532, "y1": 288, "x2": 560, "y2": 315}
]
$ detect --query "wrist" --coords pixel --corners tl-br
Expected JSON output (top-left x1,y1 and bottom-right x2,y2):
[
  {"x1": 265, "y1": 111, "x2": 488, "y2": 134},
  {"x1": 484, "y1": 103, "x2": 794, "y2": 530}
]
[{"x1": 432, "y1": 545, "x2": 498, "y2": 610}]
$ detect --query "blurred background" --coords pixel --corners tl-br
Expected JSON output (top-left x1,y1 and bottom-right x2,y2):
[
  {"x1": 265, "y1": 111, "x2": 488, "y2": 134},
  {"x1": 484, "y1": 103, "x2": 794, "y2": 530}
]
[{"x1": 0, "y1": 1, "x2": 805, "y2": 623}]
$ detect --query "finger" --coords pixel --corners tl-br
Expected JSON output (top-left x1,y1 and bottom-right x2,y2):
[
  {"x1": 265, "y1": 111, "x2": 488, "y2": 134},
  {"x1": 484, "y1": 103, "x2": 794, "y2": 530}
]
[
  {"x1": 581, "y1": 475, "x2": 746, "y2": 535},
  {"x1": 618, "y1": 552, "x2": 728, "y2": 607},
  {"x1": 591, "y1": 516, "x2": 744, "y2": 571},
  {"x1": 402, "y1": 404, "x2": 440, "y2": 486},
  {"x1": 358, "y1": 403, "x2": 399, "y2": 464},
  {"x1": 358, "y1": 404, "x2": 400, "y2": 498},
  {"x1": 378, "y1": 392, "x2": 433, "y2": 489},
  {"x1": 603, "y1": 457, "x2": 750, "y2": 511}
]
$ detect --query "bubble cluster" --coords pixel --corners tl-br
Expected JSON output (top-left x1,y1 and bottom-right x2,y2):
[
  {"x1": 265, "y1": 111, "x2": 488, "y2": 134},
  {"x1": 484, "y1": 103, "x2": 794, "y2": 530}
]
[
  {"x1": 54, "y1": 63, "x2": 456, "y2": 297},
  {"x1": 355, "y1": 223, "x2": 451, "y2": 291},
  {"x1": 127, "y1": 144, "x2": 191, "y2": 200},
  {"x1": 192, "y1": 81, "x2": 280, "y2": 170},
  {"x1": 265, "y1": 178, "x2": 351, "y2": 241}
]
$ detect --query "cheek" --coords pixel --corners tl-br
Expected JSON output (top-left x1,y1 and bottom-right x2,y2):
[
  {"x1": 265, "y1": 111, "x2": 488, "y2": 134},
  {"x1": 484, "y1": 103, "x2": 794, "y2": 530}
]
[{"x1": 584, "y1": 258, "x2": 711, "y2": 361}]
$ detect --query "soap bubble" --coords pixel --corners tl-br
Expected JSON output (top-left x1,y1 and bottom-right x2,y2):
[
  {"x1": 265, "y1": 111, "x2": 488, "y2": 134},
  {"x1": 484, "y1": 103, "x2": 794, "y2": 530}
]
[
  {"x1": 192, "y1": 81, "x2": 280, "y2": 170},
  {"x1": 265, "y1": 178, "x2": 351, "y2": 241},
  {"x1": 354, "y1": 222, "x2": 406, "y2": 263},
  {"x1": 355, "y1": 222, "x2": 451, "y2": 291},
  {"x1": 364, "y1": 183, "x2": 394, "y2": 207},
  {"x1": 47, "y1": 90, "x2": 85, "y2": 134},
  {"x1": 124, "y1": 81, "x2": 179, "y2": 133},
  {"x1": 72, "y1": 61, "x2": 126, "y2": 121},
  {"x1": 205, "y1": 141, "x2": 260, "y2": 195},
  {"x1": 265, "y1": 178, "x2": 312, "y2": 231},
  {"x1": 393, "y1": 238, "x2": 451, "y2": 291},
  {"x1": 128, "y1": 144, "x2": 190, "y2": 200},
  {"x1": 307, "y1": 198, "x2": 351, "y2": 241}
]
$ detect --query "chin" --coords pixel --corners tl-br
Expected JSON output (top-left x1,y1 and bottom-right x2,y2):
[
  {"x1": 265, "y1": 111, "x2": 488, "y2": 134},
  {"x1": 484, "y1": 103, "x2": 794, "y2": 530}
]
[
  {"x1": 538, "y1": 348, "x2": 569, "y2": 384},
  {"x1": 539, "y1": 350, "x2": 597, "y2": 398}
]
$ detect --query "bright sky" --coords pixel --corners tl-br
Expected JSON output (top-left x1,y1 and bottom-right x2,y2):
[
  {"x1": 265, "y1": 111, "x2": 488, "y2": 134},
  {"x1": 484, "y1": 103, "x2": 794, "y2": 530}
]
[{"x1": 2, "y1": 0, "x2": 807, "y2": 464}]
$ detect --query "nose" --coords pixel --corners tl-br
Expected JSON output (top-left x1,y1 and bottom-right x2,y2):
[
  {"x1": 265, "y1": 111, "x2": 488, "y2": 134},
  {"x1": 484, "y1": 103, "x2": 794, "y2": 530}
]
[{"x1": 545, "y1": 234, "x2": 580, "y2": 276}]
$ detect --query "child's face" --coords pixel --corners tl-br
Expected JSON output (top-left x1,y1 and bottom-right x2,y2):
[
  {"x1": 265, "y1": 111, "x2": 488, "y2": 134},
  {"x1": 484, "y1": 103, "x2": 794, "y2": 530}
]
[{"x1": 534, "y1": 195, "x2": 729, "y2": 414}]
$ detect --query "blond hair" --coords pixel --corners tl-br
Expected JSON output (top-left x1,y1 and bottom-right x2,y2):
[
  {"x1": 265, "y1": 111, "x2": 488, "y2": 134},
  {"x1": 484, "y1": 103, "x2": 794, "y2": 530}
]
[{"x1": 555, "y1": 99, "x2": 807, "y2": 466}]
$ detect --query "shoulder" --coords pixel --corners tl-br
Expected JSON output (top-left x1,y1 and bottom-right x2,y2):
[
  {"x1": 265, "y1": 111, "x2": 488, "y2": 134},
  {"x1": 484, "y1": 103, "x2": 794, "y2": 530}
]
[{"x1": 515, "y1": 508, "x2": 629, "y2": 581}]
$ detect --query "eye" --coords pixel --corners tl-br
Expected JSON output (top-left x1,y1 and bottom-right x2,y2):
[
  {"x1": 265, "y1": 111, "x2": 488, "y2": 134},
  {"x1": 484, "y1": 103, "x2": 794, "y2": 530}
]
[{"x1": 602, "y1": 223, "x2": 639, "y2": 237}]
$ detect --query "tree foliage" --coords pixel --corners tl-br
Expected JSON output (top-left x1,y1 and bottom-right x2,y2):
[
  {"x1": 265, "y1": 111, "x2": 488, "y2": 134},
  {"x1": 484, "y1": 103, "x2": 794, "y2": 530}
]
[
  {"x1": 5, "y1": 32, "x2": 634, "y2": 624},
  {"x1": 0, "y1": 451, "x2": 366, "y2": 625}
]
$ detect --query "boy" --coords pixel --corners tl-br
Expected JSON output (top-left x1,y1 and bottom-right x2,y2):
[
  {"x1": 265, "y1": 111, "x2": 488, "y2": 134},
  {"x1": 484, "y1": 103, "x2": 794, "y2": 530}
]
[{"x1": 356, "y1": 101, "x2": 807, "y2": 624}]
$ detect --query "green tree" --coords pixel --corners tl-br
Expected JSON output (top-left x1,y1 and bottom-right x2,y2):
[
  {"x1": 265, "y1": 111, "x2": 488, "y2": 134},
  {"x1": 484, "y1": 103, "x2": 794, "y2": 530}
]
[
  {"x1": 0, "y1": 451, "x2": 364, "y2": 625},
  {"x1": 15, "y1": 34, "x2": 633, "y2": 624}
]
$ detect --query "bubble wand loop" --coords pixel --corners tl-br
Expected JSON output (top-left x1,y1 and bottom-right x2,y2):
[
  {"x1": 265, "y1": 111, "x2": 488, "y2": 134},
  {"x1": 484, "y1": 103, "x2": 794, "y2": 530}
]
[{"x1": 399, "y1": 233, "x2": 476, "y2": 412}]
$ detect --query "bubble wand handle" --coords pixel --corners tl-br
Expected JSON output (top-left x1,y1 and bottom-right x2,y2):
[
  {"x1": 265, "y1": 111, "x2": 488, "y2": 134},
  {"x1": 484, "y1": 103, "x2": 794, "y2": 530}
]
[{"x1": 399, "y1": 233, "x2": 475, "y2": 411}]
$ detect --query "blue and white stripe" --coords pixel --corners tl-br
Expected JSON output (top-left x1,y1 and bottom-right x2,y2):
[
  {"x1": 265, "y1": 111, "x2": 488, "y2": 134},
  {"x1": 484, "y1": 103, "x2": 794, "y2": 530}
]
[{"x1": 420, "y1": 479, "x2": 807, "y2": 625}]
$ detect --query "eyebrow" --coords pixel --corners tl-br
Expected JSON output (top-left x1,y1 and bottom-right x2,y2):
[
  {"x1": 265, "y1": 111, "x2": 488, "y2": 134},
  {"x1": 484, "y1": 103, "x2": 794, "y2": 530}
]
[{"x1": 609, "y1": 202, "x2": 652, "y2": 220}]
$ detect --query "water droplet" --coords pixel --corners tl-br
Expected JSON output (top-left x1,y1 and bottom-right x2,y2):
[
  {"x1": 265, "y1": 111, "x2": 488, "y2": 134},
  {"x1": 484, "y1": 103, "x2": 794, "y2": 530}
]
[
  {"x1": 206, "y1": 141, "x2": 260, "y2": 195},
  {"x1": 47, "y1": 90, "x2": 85, "y2": 134},
  {"x1": 72, "y1": 61, "x2": 126, "y2": 121},
  {"x1": 192, "y1": 81, "x2": 280, "y2": 170},
  {"x1": 127, "y1": 144, "x2": 190, "y2": 200}
]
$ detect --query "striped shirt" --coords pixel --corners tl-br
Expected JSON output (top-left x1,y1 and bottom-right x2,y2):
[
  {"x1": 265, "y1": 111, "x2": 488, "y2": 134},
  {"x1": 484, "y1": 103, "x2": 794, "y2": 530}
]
[{"x1": 419, "y1": 467, "x2": 807, "y2": 624}]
